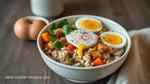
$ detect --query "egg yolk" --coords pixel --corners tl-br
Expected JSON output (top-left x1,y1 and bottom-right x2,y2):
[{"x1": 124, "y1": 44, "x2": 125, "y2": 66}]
[
  {"x1": 77, "y1": 43, "x2": 87, "y2": 57},
  {"x1": 80, "y1": 20, "x2": 101, "y2": 30},
  {"x1": 102, "y1": 34, "x2": 122, "y2": 45}
]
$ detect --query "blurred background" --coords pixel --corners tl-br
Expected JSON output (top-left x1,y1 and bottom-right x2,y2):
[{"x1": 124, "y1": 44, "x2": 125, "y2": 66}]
[{"x1": 1, "y1": 0, "x2": 150, "y2": 30}]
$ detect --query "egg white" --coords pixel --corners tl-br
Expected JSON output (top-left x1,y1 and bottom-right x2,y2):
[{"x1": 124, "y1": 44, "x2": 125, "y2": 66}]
[
  {"x1": 75, "y1": 17, "x2": 102, "y2": 32},
  {"x1": 100, "y1": 31, "x2": 127, "y2": 48},
  {"x1": 66, "y1": 30, "x2": 97, "y2": 48}
]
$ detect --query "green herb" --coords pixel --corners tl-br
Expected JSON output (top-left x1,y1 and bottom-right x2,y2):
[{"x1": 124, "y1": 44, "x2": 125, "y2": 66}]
[
  {"x1": 47, "y1": 26, "x2": 53, "y2": 35},
  {"x1": 53, "y1": 22, "x2": 59, "y2": 29},
  {"x1": 62, "y1": 24, "x2": 76, "y2": 35},
  {"x1": 61, "y1": 33, "x2": 65, "y2": 37},
  {"x1": 46, "y1": 19, "x2": 74, "y2": 49},
  {"x1": 50, "y1": 36, "x2": 57, "y2": 43},
  {"x1": 52, "y1": 19, "x2": 68, "y2": 29},
  {"x1": 58, "y1": 19, "x2": 68, "y2": 28},
  {"x1": 50, "y1": 19, "x2": 76, "y2": 36},
  {"x1": 47, "y1": 25, "x2": 58, "y2": 35},
  {"x1": 52, "y1": 29, "x2": 57, "y2": 35},
  {"x1": 54, "y1": 40, "x2": 64, "y2": 49},
  {"x1": 62, "y1": 25, "x2": 69, "y2": 35},
  {"x1": 49, "y1": 36, "x2": 64, "y2": 49}
]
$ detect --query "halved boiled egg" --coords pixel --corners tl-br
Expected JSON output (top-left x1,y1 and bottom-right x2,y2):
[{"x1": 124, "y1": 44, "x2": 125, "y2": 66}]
[
  {"x1": 100, "y1": 32, "x2": 126, "y2": 48},
  {"x1": 75, "y1": 17, "x2": 102, "y2": 32},
  {"x1": 66, "y1": 30, "x2": 97, "y2": 48}
]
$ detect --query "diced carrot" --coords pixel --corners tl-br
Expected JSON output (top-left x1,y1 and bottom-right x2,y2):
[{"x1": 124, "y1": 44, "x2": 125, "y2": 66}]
[
  {"x1": 98, "y1": 43, "x2": 109, "y2": 53},
  {"x1": 67, "y1": 44, "x2": 76, "y2": 51},
  {"x1": 91, "y1": 50, "x2": 101, "y2": 60},
  {"x1": 93, "y1": 57, "x2": 103, "y2": 66},
  {"x1": 55, "y1": 28, "x2": 63, "y2": 38},
  {"x1": 41, "y1": 32, "x2": 49, "y2": 42}
]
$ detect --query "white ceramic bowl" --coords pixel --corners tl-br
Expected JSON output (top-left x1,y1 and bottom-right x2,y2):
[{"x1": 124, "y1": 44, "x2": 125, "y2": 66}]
[{"x1": 37, "y1": 15, "x2": 131, "y2": 83}]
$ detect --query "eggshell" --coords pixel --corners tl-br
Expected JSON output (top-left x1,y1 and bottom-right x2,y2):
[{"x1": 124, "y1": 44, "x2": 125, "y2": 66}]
[
  {"x1": 29, "y1": 20, "x2": 46, "y2": 40},
  {"x1": 14, "y1": 18, "x2": 31, "y2": 40},
  {"x1": 14, "y1": 17, "x2": 47, "y2": 40}
]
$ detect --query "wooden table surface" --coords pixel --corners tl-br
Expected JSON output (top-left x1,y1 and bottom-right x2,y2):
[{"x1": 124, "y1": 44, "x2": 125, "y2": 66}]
[{"x1": 0, "y1": 0, "x2": 150, "y2": 84}]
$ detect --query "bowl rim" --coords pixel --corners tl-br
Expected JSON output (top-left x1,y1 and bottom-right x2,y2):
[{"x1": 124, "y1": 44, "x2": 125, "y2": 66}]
[
  {"x1": 37, "y1": 15, "x2": 131, "y2": 70},
  {"x1": 25, "y1": 16, "x2": 49, "y2": 24}
]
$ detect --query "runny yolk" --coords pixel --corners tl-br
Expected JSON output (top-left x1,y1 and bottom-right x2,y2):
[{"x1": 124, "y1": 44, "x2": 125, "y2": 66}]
[
  {"x1": 102, "y1": 34, "x2": 122, "y2": 45},
  {"x1": 80, "y1": 20, "x2": 101, "y2": 30}
]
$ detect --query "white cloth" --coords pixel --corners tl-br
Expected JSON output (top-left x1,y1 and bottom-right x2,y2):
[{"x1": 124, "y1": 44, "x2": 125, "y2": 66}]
[{"x1": 107, "y1": 28, "x2": 150, "y2": 84}]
